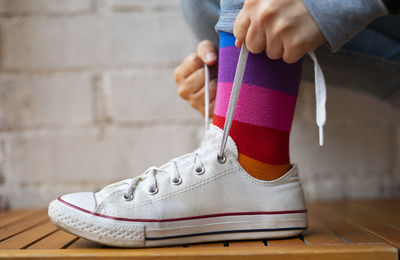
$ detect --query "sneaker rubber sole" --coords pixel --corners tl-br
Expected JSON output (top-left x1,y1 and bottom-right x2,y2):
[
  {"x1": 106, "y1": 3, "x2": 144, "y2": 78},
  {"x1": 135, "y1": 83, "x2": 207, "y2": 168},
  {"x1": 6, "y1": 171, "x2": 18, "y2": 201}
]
[{"x1": 49, "y1": 198, "x2": 308, "y2": 248}]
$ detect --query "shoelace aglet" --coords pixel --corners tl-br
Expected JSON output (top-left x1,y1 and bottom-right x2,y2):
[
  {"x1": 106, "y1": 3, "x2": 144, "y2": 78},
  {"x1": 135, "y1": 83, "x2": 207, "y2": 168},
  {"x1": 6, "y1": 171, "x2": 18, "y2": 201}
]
[
  {"x1": 308, "y1": 51, "x2": 327, "y2": 147},
  {"x1": 319, "y1": 125, "x2": 324, "y2": 146}
]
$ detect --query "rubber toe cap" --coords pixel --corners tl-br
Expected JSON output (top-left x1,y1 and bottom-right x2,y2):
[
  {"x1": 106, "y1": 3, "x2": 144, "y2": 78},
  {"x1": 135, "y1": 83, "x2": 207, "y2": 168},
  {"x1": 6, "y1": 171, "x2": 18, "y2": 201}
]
[{"x1": 59, "y1": 192, "x2": 97, "y2": 212}]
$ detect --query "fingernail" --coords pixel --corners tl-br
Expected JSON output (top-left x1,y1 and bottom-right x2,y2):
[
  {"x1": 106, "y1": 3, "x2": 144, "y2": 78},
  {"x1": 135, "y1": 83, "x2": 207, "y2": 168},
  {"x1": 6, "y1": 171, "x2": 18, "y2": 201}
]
[
  {"x1": 206, "y1": 52, "x2": 217, "y2": 62},
  {"x1": 235, "y1": 39, "x2": 242, "y2": 47}
]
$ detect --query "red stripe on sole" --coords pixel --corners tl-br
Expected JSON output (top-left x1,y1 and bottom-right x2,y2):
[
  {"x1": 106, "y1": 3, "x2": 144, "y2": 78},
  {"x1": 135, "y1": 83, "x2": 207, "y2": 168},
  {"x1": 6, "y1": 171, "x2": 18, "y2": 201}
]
[{"x1": 57, "y1": 197, "x2": 306, "y2": 223}]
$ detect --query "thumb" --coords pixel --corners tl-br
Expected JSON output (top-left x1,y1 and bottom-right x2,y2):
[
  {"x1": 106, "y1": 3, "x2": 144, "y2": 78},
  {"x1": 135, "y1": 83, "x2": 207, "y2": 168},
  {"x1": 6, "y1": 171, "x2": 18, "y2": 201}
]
[{"x1": 197, "y1": 40, "x2": 218, "y2": 66}]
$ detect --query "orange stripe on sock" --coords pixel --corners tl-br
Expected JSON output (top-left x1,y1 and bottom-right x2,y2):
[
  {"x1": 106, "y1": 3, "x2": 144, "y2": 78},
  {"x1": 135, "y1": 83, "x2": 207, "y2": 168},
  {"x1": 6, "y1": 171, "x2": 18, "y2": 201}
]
[{"x1": 238, "y1": 153, "x2": 291, "y2": 180}]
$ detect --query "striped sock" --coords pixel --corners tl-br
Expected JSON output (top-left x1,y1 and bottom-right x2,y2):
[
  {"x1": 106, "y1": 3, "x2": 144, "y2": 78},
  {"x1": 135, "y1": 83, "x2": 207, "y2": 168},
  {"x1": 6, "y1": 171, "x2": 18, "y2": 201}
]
[{"x1": 213, "y1": 32, "x2": 302, "y2": 180}]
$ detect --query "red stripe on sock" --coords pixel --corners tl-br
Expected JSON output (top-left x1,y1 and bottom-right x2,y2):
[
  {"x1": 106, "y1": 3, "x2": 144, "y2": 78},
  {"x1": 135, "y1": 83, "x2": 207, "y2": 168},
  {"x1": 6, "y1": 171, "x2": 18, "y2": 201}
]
[{"x1": 213, "y1": 115, "x2": 290, "y2": 165}]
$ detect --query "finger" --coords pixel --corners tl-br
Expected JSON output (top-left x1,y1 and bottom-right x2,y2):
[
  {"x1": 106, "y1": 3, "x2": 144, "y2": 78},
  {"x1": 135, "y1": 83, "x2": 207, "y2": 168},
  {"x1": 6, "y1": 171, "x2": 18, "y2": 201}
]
[
  {"x1": 281, "y1": 31, "x2": 305, "y2": 63},
  {"x1": 197, "y1": 40, "x2": 218, "y2": 66},
  {"x1": 209, "y1": 65, "x2": 218, "y2": 80},
  {"x1": 209, "y1": 79, "x2": 217, "y2": 102},
  {"x1": 174, "y1": 53, "x2": 203, "y2": 84},
  {"x1": 189, "y1": 85, "x2": 207, "y2": 117},
  {"x1": 208, "y1": 100, "x2": 215, "y2": 118},
  {"x1": 266, "y1": 35, "x2": 283, "y2": 60},
  {"x1": 177, "y1": 67, "x2": 205, "y2": 100},
  {"x1": 233, "y1": 10, "x2": 250, "y2": 48},
  {"x1": 246, "y1": 24, "x2": 266, "y2": 54},
  {"x1": 282, "y1": 41, "x2": 304, "y2": 63},
  {"x1": 189, "y1": 78, "x2": 217, "y2": 118}
]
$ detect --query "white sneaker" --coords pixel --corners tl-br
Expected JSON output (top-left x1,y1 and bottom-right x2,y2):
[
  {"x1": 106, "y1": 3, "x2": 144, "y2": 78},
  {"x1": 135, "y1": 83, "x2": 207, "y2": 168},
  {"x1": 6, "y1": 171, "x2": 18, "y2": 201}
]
[
  {"x1": 48, "y1": 45, "x2": 311, "y2": 248},
  {"x1": 48, "y1": 125, "x2": 307, "y2": 247}
]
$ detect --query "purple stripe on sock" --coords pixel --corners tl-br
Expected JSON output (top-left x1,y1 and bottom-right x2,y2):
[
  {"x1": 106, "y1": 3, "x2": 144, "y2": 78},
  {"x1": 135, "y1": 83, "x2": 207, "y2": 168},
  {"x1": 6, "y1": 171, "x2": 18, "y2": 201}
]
[{"x1": 218, "y1": 46, "x2": 302, "y2": 96}]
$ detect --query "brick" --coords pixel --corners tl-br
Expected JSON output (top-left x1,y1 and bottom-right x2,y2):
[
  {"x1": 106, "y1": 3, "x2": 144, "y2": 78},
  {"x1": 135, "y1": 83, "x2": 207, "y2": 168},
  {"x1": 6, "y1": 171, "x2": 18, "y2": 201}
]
[
  {"x1": 295, "y1": 82, "x2": 395, "y2": 125},
  {"x1": 1, "y1": 16, "x2": 107, "y2": 70},
  {"x1": 2, "y1": 125, "x2": 201, "y2": 208},
  {"x1": 0, "y1": 0, "x2": 92, "y2": 15},
  {"x1": 107, "y1": 12, "x2": 197, "y2": 66},
  {"x1": 308, "y1": 176, "x2": 384, "y2": 200},
  {"x1": 343, "y1": 176, "x2": 385, "y2": 199},
  {"x1": 290, "y1": 121, "x2": 392, "y2": 180},
  {"x1": 111, "y1": 0, "x2": 180, "y2": 12},
  {"x1": 5, "y1": 183, "x2": 100, "y2": 209},
  {"x1": 326, "y1": 87, "x2": 395, "y2": 125},
  {"x1": 110, "y1": 69, "x2": 200, "y2": 122},
  {"x1": 93, "y1": 73, "x2": 113, "y2": 124},
  {"x1": 0, "y1": 74, "x2": 93, "y2": 128},
  {"x1": 1, "y1": 13, "x2": 196, "y2": 70},
  {"x1": 381, "y1": 175, "x2": 400, "y2": 198},
  {"x1": 308, "y1": 178, "x2": 346, "y2": 201}
]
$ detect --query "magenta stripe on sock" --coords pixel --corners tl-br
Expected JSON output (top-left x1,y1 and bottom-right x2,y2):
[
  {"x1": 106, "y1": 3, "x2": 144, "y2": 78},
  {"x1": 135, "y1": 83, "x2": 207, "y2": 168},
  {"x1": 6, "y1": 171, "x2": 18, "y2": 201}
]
[
  {"x1": 214, "y1": 82, "x2": 297, "y2": 132},
  {"x1": 218, "y1": 46, "x2": 302, "y2": 97}
]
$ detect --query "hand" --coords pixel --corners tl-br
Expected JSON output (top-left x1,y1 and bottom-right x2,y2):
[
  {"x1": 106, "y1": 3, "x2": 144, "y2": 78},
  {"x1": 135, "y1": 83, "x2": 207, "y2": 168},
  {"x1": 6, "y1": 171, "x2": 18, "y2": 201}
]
[
  {"x1": 234, "y1": 0, "x2": 326, "y2": 63},
  {"x1": 174, "y1": 40, "x2": 218, "y2": 118}
]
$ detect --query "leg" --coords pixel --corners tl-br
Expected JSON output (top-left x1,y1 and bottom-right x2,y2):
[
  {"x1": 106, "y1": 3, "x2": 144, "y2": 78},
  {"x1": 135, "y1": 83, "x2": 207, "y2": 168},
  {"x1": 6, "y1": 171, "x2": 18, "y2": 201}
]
[{"x1": 213, "y1": 0, "x2": 302, "y2": 180}]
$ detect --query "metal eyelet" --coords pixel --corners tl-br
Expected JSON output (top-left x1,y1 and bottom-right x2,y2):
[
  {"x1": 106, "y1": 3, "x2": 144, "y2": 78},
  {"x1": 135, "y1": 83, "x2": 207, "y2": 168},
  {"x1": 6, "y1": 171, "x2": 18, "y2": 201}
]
[
  {"x1": 171, "y1": 177, "x2": 182, "y2": 185},
  {"x1": 148, "y1": 186, "x2": 158, "y2": 195},
  {"x1": 217, "y1": 154, "x2": 226, "y2": 164},
  {"x1": 122, "y1": 193, "x2": 134, "y2": 201},
  {"x1": 194, "y1": 166, "x2": 205, "y2": 175}
]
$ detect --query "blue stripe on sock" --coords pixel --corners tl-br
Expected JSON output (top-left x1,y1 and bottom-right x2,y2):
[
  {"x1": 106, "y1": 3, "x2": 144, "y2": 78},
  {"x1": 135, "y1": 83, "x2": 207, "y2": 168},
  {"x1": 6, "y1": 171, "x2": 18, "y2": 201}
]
[
  {"x1": 146, "y1": 226, "x2": 307, "y2": 241},
  {"x1": 219, "y1": 31, "x2": 236, "y2": 48}
]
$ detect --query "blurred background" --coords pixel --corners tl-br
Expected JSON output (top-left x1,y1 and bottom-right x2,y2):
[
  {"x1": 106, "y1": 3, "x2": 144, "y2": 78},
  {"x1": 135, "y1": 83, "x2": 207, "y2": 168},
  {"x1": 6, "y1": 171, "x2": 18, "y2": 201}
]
[{"x1": 0, "y1": 0, "x2": 399, "y2": 209}]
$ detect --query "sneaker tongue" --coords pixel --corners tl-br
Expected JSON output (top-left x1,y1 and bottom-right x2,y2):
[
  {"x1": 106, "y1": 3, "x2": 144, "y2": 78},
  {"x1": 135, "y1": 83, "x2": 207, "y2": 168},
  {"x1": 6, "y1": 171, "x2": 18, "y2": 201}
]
[
  {"x1": 200, "y1": 124, "x2": 238, "y2": 159},
  {"x1": 95, "y1": 179, "x2": 130, "y2": 206}
]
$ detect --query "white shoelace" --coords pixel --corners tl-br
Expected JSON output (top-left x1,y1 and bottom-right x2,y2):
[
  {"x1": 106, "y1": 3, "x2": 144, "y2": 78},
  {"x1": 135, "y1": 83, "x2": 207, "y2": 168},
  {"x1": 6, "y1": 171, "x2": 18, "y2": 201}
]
[
  {"x1": 217, "y1": 44, "x2": 327, "y2": 160},
  {"x1": 124, "y1": 44, "x2": 327, "y2": 200},
  {"x1": 123, "y1": 152, "x2": 205, "y2": 200}
]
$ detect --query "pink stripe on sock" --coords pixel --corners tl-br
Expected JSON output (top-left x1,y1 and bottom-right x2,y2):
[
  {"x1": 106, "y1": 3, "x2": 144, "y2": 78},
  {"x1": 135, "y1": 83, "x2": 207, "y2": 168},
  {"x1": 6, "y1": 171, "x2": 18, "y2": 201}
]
[{"x1": 214, "y1": 82, "x2": 297, "y2": 132}]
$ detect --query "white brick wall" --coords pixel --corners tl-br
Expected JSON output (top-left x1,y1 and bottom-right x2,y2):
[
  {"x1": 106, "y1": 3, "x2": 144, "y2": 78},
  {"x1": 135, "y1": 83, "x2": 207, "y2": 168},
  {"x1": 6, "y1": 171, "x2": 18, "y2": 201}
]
[
  {"x1": 0, "y1": 0, "x2": 92, "y2": 15},
  {"x1": 0, "y1": 73, "x2": 93, "y2": 128},
  {"x1": 0, "y1": 1, "x2": 399, "y2": 209},
  {"x1": 292, "y1": 84, "x2": 400, "y2": 201},
  {"x1": 110, "y1": 69, "x2": 199, "y2": 122}
]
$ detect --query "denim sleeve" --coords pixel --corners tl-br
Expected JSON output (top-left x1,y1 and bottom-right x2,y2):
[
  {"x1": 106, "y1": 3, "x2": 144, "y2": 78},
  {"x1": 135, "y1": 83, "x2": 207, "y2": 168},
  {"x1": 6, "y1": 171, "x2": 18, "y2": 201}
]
[{"x1": 302, "y1": 0, "x2": 388, "y2": 52}]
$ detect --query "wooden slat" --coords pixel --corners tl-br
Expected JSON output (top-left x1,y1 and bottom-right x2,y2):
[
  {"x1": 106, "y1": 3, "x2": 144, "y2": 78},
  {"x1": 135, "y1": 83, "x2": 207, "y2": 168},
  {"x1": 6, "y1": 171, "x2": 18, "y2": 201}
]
[
  {"x1": 310, "y1": 203, "x2": 386, "y2": 245},
  {"x1": 316, "y1": 201, "x2": 400, "y2": 248},
  {"x1": 0, "y1": 244, "x2": 397, "y2": 260},
  {"x1": 0, "y1": 210, "x2": 41, "y2": 228},
  {"x1": 0, "y1": 211, "x2": 48, "y2": 241},
  {"x1": 0, "y1": 221, "x2": 57, "y2": 249},
  {"x1": 352, "y1": 219, "x2": 400, "y2": 249},
  {"x1": 267, "y1": 237, "x2": 305, "y2": 246},
  {"x1": 27, "y1": 229, "x2": 77, "y2": 249},
  {"x1": 301, "y1": 216, "x2": 346, "y2": 246},
  {"x1": 345, "y1": 200, "x2": 400, "y2": 226},
  {"x1": 67, "y1": 238, "x2": 104, "y2": 249},
  {"x1": 229, "y1": 241, "x2": 265, "y2": 247},
  {"x1": 188, "y1": 242, "x2": 225, "y2": 247}
]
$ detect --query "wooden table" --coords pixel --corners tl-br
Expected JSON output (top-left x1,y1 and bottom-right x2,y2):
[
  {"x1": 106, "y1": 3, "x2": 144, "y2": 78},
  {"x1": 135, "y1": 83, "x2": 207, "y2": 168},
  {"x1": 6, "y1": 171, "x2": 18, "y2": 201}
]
[{"x1": 0, "y1": 200, "x2": 399, "y2": 259}]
